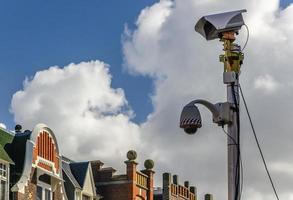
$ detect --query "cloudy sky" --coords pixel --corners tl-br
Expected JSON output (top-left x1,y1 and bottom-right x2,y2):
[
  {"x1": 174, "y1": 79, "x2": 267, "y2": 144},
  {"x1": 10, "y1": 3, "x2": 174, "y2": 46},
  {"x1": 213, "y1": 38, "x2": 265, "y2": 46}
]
[{"x1": 1, "y1": 0, "x2": 293, "y2": 199}]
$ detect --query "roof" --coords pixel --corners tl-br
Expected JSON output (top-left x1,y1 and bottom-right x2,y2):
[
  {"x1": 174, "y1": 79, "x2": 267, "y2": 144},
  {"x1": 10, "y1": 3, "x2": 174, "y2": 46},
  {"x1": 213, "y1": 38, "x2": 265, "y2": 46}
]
[
  {"x1": 69, "y1": 162, "x2": 90, "y2": 188},
  {"x1": 0, "y1": 128, "x2": 14, "y2": 146},
  {"x1": 99, "y1": 167, "x2": 116, "y2": 173},
  {"x1": 0, "y1": 128, "x2": 14, "y2": 164},
  {"x1": 62, "y1": 155, "x2": 75, "y2": 163},
  {"x1": 62, "y1": 160, "x2": 82, "y2": 189},
  {"x1": 0, "y1": 145, "x2": 14, "y2": 164},
  {"x1": 112, "y1": 174, "x2": 127, "y2": 181}
]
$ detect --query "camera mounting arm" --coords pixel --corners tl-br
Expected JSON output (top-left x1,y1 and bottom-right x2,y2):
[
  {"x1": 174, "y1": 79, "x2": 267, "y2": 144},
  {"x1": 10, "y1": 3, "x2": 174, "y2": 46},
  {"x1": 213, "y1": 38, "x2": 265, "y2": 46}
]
[
  {"x1": 192, "y1": 99, "x2": 232, "y2": 126},
  {"x1": 187, "y1": 99, "x2": 219, "y2": 119},
  {"x1": 180, "y1": 99, "x2": 232, "y2": 132}
]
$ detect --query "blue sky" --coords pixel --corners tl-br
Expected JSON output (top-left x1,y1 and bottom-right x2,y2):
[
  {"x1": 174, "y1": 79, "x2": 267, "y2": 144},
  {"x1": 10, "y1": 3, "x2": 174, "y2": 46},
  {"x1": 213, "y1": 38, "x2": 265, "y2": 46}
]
[
  {"x1": 0, "y1": 0, "x2": 291, "y2": 129},
  {"x1": 0, "y1": 0, "x2": 157, "y2": 128}
]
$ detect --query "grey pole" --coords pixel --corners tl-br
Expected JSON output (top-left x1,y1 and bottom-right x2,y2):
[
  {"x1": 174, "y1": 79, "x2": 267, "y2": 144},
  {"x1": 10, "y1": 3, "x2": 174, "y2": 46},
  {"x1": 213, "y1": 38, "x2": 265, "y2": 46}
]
[
  {"x1": 220, "y1": 32, "x2": 243, "y2": 200},
  {"x1": 227, "y1": 79, "x2": 240, "y2": 200}
]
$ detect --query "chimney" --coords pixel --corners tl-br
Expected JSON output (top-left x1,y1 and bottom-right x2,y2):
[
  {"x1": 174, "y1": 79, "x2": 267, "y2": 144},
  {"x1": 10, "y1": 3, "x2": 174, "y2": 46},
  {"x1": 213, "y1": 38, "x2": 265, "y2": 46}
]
[
  {"x1": 173, "y1": 175, "x2": 178, "y2": 185},
  {"x1": 163, "y1": 173, "x2": 171, "y2": 200},
  {"x1": 190, "y1": 186, "x2": 197, "y2": 194},
  {"x1": 184, "y1": 181, "x2": 189, "y2": 188},
  {"x1": 205, "y1": 194, "x2": 213, "y2": 200}
]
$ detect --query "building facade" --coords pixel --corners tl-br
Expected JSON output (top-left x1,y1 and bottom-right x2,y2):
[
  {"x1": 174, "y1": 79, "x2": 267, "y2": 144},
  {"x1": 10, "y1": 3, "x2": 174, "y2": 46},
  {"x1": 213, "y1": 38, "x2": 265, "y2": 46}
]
[
  {"x1": 0, "y1": 127, "x2": 14, "y2": 200},
  {"x1": 154, "y1": 173, "x2": 214, "y2": 200},
  {"x1": 0, "y1": 124, "x2": 155, "y2": 200},
  {"x1": 62, "y1": 157, "x2": 100, "y2": 200},
  {"x1": 7, "y1": 124, "x2": 66, "y2": 200},
  {"x1": 154, "y1": 173, "x2": 196, "y2": 200},
  {"x1": 91, "y1": 150, "x2": 155, "y2": 200}
]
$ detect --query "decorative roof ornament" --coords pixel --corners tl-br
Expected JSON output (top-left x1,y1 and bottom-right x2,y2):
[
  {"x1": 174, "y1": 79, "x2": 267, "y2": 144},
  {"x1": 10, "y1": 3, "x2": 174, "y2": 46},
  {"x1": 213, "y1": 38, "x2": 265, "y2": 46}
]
[
  {"x1": 126, "y1": 150, "x2": 137, "y2": 161},
  {"x1": 144, "y1": 159, "x2": 154, "y2": 170}
]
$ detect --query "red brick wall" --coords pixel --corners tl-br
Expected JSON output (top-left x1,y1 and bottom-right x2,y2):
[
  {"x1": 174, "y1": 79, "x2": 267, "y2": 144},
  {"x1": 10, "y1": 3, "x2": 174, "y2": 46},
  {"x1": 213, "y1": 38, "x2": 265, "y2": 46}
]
[
  {"x1": 95, "y1": 160, "x2": 152, "y2": 200},
  {"x1": 53, "y1": 184, "x2": 63, "y2": 200},
  {"x1": 98, "y1": 183, "x2": 148, "y2": 200}
]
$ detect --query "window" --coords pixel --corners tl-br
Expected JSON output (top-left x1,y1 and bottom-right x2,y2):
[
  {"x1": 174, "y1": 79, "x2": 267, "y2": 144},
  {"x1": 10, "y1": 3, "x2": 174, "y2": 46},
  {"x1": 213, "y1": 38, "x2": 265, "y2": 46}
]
[
  {"x1": 37, "y1": 184, "x2": 52, "y2": 200},
  {"x1": 0, "y1": 163, "x2": 8, "y2": 200},
  {"x1": 45, "y1": 189, "x2": 51, "y2": 200},
  {"x1": 0, "y1": 164, "x2": 6, "y2": 178},
  {"x1": 37, "y1": 186, "x2": 42, "y2": 200}
]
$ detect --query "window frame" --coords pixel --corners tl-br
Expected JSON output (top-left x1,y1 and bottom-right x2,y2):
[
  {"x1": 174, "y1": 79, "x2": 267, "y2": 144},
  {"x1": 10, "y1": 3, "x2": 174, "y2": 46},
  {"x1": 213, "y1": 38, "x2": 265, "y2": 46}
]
[
  {"x1": 75, "y1": 190, "x2": 81, "y2": 200},
  {"x1": 0, "y1": 162, "x2": 9, "y2": 200},
  {"x1": 37, "y1": 181, "x2": 53, "y2": 200}
]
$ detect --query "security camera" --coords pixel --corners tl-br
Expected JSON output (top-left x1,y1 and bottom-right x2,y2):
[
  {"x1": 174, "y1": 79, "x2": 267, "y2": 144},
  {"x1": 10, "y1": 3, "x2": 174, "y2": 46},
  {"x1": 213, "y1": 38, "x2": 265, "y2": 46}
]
[
  {"x1": 179, "y1": 100, "x2": 232, "y2": 134},
  {"x1": 195, "y1": 9, "x2": 247, "y2": 40},
  {"x1": 179, "y1": 103, "x2": 202, "y2": 134}
]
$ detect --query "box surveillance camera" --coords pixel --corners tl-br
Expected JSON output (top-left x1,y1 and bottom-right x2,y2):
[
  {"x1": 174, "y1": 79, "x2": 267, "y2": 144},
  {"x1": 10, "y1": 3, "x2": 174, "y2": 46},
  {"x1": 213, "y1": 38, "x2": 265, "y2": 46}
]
[{"x1": 195, "y1": 9, "x2": 247, "y2": 40}]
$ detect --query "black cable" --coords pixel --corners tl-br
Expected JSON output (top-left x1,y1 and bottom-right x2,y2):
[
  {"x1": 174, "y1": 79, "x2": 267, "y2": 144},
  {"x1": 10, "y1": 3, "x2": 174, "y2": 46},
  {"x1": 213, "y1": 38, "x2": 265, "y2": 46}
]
[
  {"x1": 241, "y1": 24, "x2": 250, "y2": 52},
  {"x1": 239, "y1": 84, "x2": 280, "y2": 200},
  {"x1": 240, "y1": 147, "x2": 243, "y2": 200},
  {"x1": 222, "y1": 126, "x2": 237, "y2": 145}
]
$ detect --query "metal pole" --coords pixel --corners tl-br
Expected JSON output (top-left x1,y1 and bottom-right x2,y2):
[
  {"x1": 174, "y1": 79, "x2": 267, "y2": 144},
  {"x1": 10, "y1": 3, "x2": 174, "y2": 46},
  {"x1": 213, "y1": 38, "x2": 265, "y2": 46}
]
[
  {"x1": 227, "y1": 80, "x2": 239, "y2": 200},
  {"x1": 220, "y1": 31, "x2": 243, "y2": 200}
]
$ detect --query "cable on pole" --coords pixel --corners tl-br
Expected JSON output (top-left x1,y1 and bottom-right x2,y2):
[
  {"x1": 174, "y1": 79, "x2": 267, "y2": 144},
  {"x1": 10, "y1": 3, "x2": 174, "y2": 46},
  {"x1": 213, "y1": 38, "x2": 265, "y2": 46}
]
[
  {"x1": 239, "y1": 84, "x2": 280, "y2": 200},
  {"x1": 241, "y1": 24, "x2": 250, "y2": 52}
]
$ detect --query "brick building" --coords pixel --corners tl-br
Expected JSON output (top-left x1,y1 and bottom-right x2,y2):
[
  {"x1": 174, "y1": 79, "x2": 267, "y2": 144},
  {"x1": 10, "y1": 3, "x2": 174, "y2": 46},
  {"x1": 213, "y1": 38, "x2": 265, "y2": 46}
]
[
  {"x1": 91, "y1": 150, "x2": 155, "y2": 200},
  {"x1": 154, "y1": 173, "x2": 214, "y2": 200},
  {"x1": 0, "y1": 123, "x2": 156, "y2": 200},
  {"x1": 154, "y1": 173, "x2": 196, "y2": 200},
  {"x1": 6, "y1": 123, "x2": 67, "y2": 200}
]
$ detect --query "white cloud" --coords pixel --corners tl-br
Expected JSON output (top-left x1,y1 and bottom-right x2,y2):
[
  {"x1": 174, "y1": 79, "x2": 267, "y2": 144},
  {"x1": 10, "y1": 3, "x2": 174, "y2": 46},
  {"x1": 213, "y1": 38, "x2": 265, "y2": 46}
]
[
  {"x1": 254, "y1": 74, "x2": 280, "y2": 93},
  {"x1": 11, "y1": 61, "x2": 141, "y2": 169},
  {"x1": 122, "y1": 0, "x2": 293, "y2": 199},
  {"x1": 271, "y1": 162, "x2": 293, "y2": 176}
]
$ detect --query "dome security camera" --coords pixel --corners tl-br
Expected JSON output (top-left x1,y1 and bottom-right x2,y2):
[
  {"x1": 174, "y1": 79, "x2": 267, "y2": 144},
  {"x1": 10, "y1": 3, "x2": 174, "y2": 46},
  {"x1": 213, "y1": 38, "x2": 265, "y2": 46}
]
[
  {"x1": 179, "y1": 103, "x2": 202, "y2": 135},
  {"x1": 179, "y1": 100, "x2": 231, "y2": 135}
]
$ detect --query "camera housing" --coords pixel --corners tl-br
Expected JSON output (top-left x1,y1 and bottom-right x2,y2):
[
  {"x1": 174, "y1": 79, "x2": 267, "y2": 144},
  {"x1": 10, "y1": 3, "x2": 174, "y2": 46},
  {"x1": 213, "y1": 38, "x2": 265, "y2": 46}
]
[
  {"x1": 195, "y1": 9, "x2": 247, "y2": 40},
  {"x1": 179, "y1": 103, "x2": 202, "y2": 134}
]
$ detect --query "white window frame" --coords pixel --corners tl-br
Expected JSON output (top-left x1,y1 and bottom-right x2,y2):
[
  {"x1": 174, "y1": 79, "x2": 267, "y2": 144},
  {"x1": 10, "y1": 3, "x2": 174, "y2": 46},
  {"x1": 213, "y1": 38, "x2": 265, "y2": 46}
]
[
  {"x1": 76, "y1": 190, "x2": 93, "y2": 200},
  {"x1": 0, "y1": 162, "x2": 9, "y2": 200},
  {"x1": 37, "y1": 181, "x2": 53, "y2": 200},
  {"x1": 75, "y1": 190, "x2": 81, "y2": 200}
]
